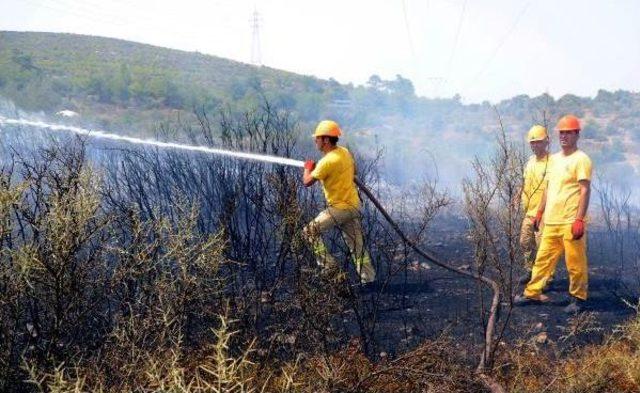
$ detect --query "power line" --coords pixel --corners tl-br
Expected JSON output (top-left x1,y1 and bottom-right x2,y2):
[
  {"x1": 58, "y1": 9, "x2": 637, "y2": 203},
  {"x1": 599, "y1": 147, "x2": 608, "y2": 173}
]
[
  {"x1": 460, "y1": 1, "x2": 531, "y2": 97},
  {"x1": 400, "y1": 0, "x2": 417, "y2": 63},
  {"x1": 401, "y1": 0, "x2": 445, "y2": 96},
  {"x1": 442, "y1": 0, "x2": 467, "y2": 97}
]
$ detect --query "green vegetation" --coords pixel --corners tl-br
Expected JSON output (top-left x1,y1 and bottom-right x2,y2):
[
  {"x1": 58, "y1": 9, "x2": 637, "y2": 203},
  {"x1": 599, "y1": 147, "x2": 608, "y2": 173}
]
[
  {"x1": 1, "y1": 41, "x2": 640, "y2": 388},
  {"x1": 0, "y1": 31, "x2": 379, "y2": 121},
  {"x1": 1, "y1": 30, "x2": 639, "y2": 185}
]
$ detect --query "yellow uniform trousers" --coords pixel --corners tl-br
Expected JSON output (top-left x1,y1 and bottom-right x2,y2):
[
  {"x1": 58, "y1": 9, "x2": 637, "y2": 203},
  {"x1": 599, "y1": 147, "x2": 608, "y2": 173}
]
[
  {"x1": 303, "y1": 206, "x2": 376, "y2": 283},
  {"x1": 524, "y1": 224, "x2": 588, "y2": 300}
]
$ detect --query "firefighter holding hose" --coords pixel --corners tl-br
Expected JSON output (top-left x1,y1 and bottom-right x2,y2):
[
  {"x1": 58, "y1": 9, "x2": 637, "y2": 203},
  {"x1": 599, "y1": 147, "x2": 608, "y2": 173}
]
[{"x1": 302, "y1": 120, "x2": 376, "y2": 284}]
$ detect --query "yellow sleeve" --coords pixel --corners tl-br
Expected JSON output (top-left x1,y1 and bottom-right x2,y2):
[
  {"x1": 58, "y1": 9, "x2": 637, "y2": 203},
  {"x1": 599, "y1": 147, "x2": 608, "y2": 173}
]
[
  {"x1": 521, "y1": 160, "x2": 532, "y2": 196},
  {"x1": 311, "y1": 157, "x2": 331, "y2": 180},
  {"x1": 576, "y1": 155, "x2": 592, "y2": 182},
  {"x1": 524, "y1": 160, "x2": 532, "y2": 179}
]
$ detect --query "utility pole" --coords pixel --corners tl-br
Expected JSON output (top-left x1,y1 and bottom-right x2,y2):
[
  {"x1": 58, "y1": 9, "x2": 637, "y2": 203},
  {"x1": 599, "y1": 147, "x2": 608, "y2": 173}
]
[{"x1": 250, "y1": 8, "x2": 262, "y2": 65}]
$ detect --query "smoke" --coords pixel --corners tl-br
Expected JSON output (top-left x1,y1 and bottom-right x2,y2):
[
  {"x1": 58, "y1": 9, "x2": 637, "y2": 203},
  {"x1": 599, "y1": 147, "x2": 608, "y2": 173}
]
[{"x1": 1, "y1": 96, "x2": 636, "y2": 207}]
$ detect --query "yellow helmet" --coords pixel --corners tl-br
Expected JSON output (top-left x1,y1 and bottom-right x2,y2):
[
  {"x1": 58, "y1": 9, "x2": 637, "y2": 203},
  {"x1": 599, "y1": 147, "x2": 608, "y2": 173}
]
[
  {"x1": 527, "y1": 125, "x2": 548, "y2": 142},
  {"x1": 312, "y1": 120, "x2": 342, "y2": 138}
]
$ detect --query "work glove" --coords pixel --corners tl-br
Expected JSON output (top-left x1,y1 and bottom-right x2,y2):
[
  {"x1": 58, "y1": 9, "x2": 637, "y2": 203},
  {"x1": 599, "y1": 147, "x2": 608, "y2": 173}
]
[
  {"x1": 304, "y1": 160, "x2": 316, "y2": 171},
  {"x1": 533, "y1": 210, "x2": 544, "y2": 232},
  {"x1": 572, "y1": 218, "x2": 585, "y2": 240}
]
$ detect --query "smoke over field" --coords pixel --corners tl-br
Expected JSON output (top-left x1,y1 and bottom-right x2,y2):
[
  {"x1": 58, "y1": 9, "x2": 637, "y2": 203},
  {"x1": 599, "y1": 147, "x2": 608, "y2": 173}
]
[{"x1": 1, "y1": 101, "x2": 639, "y2": 392}]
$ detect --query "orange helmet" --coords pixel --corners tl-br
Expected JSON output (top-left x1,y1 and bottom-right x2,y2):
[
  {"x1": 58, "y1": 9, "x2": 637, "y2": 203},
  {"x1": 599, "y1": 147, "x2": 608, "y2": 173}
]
[
  {"x1": 555, "y1": 115, "x2": 581, "y2": 132},
  {"x1": 312, "y1": 120, "x2": 342, "y2": 138}
]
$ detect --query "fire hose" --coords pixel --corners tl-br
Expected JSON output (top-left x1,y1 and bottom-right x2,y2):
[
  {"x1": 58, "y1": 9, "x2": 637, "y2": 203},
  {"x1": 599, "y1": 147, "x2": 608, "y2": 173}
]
[
  {"x1": 1, "y1": 115, "x2": 501, "y2": 386},
  {"x1": 355, "y1": 178, "x2": 502, "y2": 378}
]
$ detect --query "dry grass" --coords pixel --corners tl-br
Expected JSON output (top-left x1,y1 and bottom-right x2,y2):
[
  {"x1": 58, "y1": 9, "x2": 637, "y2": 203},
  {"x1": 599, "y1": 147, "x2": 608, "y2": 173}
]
[
  {"x1": 20, "y1": 310, "x2": 640, "y2": 393},
  {"x1": 497, "y1": 309, "x2": 640, "y2": 392},
  {"x1": 3, "y1": 133, "x2": 640, "y2": 393},
  {"x1": 23, "y1": 322, "x2": 488, "y2": 393}
]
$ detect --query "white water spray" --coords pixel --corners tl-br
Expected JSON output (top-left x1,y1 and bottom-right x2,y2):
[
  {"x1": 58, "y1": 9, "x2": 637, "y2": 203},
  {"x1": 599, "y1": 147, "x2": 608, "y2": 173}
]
[{"x1": 0, "y1": 116, "x2": 305, "y2": 168}]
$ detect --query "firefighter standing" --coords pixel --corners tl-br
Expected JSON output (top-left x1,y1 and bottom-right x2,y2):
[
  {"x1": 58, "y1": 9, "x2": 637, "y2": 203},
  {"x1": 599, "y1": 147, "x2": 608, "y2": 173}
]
[
  {"x1": 517, "y1": 125, "x2": 555, "y2": 284},
  {"x1": 302, "y1": 120, "x2": 376, "y2": 284},
  {"x1": 515, "y1": 115, "x2": 592, "y2": 313}
]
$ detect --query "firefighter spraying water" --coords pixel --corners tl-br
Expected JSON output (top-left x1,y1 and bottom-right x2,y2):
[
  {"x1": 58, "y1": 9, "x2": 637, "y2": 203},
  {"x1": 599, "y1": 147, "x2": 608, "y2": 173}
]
[
  {"x1": 0, "y1": 114, "x2": 502, "y2": 373},
  {"x1": 301, "y1": 120, "x2": 376, "y2": 285}
]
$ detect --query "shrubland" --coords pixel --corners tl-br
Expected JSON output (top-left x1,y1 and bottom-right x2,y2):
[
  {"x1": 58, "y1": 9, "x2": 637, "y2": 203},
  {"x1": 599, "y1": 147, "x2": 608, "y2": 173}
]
[{"x1": 0, "y1": 98, "x2": 639, "y2": 391}]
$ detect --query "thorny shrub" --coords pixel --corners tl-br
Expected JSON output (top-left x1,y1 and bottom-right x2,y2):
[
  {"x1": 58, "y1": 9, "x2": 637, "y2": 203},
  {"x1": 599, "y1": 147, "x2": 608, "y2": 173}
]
[
  {"x1": 0, "y1": 139, "x2": 484, "y2": 393},
  {"x1": 0, "y1": 141, "x2": 228, "y2": 391},
  {"x1": 462, "y1": 113, "x2": 526, "y2": 370},
  {"x1": 0, "y1": 105, "x2": 464, "y2": 391},
  {"x1": 3, "y1": 103, "x2": 638, "y2": 392}
]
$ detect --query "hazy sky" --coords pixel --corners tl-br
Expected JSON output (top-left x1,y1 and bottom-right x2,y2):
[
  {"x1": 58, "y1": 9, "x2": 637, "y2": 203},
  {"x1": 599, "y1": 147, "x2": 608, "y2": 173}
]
[{"x1": 2, "y1": 0, "x2": 639, "y2": 103}]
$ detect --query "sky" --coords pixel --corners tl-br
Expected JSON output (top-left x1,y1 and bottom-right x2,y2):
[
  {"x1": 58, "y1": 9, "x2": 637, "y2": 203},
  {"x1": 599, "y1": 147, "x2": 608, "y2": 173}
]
[{"x1": 2, "y1": 0, "x2": 640, "y2": 103}]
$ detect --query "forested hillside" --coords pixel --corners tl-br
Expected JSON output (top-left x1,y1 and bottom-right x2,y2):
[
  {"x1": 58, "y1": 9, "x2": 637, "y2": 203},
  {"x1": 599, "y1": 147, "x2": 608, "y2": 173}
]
[
  {"x1": 2, "y1": 31, "x2": 640, "y2": 393},
  {"x1": 1, "y1": 31, "x2": 639, "y2": 188}
]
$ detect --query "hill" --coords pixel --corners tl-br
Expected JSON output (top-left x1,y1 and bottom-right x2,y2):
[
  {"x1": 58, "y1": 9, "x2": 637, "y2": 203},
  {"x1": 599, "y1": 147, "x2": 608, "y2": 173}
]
[
  {"x1": 1, "y1": 31, "x2": 640, "y2": 392},
  {"x1": 0, "y1": 31, "x2": 344, "y2": 126},
  {"x1": 1, "y1": 31, "x2": 639, "y2": 188}
]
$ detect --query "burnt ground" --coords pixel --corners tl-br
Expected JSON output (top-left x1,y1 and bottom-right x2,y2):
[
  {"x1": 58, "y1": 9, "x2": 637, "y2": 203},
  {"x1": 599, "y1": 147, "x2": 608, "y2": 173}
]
[{"x1": 345, "y1": 226, "x2": 637, "y2": 361}]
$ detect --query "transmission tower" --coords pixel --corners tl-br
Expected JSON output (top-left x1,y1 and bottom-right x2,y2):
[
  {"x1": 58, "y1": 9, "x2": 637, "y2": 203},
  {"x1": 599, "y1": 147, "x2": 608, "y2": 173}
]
[{"x1": 250, "y1": 8, "x2": 262, "y2": 65}]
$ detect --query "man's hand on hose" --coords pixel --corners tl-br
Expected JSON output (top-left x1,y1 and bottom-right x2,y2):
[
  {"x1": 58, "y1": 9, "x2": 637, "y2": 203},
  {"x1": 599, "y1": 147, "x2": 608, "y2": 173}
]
[
  {"x1": 533, "y1": 210, "x2": 544, "y2": 232},
  {"x1": 304, "y1": 160, "x2": 316, "y2": 171},
  {"x1": 572, "y1": 218, "x2": 585, "y2": 240}
]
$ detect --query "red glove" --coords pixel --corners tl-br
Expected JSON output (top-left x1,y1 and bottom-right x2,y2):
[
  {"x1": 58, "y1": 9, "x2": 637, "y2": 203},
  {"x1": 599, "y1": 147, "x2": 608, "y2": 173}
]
[
  {"x1": 304, "y1": 160, "x2": 316, "y2": 171},
  {"x1": 572, "y1": 218, "x2": 585, "y2": 240},
  {"x1": 533, "y1": 210, "x2": 543, "y2": 232}
]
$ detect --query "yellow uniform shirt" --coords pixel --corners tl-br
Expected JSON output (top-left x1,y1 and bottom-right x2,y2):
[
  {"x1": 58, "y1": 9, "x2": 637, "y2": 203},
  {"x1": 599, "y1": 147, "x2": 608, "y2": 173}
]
[
  {"x1": 311, "y1": 146, "x2": 360, "y2": 210},
  {"x1": 521, "y1": 153, "x2": 553, "y2": 217},
  {"x1": 544, "y1": 150, "x2": 592, "y2": 225}
]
